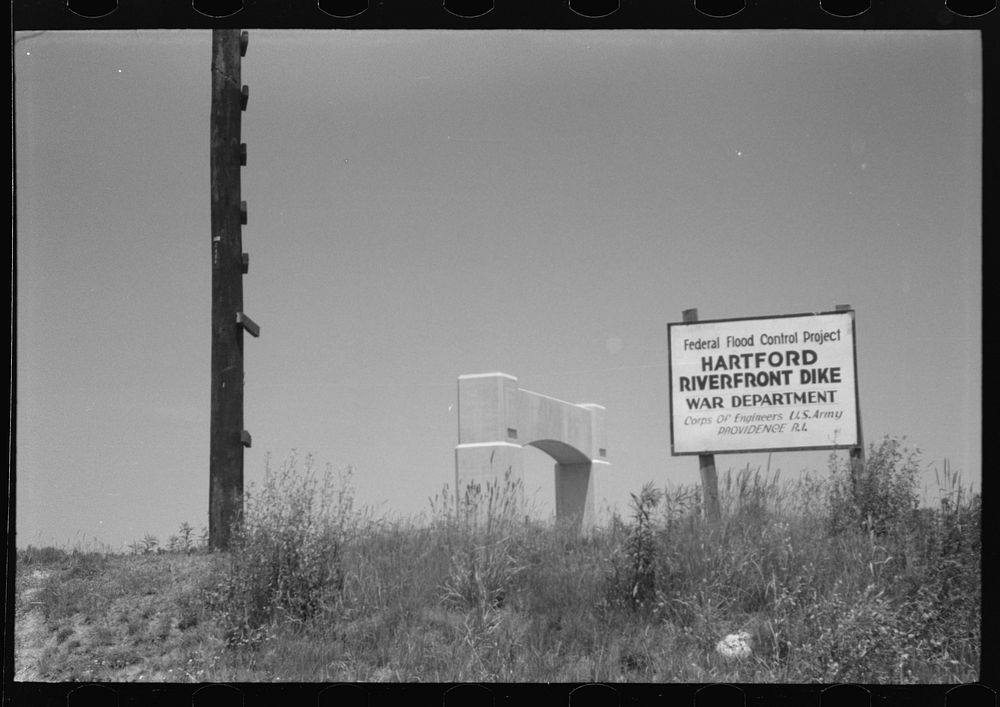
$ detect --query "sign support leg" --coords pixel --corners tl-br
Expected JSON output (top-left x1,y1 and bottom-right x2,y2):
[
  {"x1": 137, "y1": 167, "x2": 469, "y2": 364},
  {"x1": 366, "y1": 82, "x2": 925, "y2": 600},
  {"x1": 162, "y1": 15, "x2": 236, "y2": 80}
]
[
  {"x1": 682, "y1": 308, "x2": 721, "y2": 524},
  {"x1": 835, "y1": 304, "x2": 866, "y2": 494}
]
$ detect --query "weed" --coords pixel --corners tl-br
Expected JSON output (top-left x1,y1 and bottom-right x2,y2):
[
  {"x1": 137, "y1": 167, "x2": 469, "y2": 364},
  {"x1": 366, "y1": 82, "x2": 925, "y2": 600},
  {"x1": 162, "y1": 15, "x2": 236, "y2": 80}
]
[
  {"x1": 827, "y1": 436, "x2": 921, "y2": 537},
  {"x1": 178, "y1": 522, "x2": 196, "y2": 554},
  {"x1": 433, "y1": 469, "x2": 527, "y2": 620},
  {"x1": 18, "y1": 546, "x2": 68, "y2": 566},
  {"x1": 208, "y1": 452, "x2": 354, "y2": 648},
  {"x1": 604, "y1": 483, "x2": 662, "y2": 611}
]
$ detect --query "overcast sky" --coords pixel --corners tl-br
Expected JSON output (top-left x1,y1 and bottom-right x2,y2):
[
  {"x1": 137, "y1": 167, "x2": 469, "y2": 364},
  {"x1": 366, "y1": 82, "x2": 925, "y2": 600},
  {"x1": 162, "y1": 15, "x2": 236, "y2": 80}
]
[{"x1": 15, "y1": 30, "x2": 981, "y2": 549}]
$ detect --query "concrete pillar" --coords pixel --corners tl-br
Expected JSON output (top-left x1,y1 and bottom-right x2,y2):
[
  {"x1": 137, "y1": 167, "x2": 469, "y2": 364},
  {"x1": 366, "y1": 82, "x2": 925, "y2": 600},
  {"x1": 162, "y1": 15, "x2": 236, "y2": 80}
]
[
  {"x1": 455, "y1": 373, "x2": 524, "y2": 507},
  {"x1": 578, "y1": 403, "x2": 608, "y2": 525},
  {"x1": 454, "y1": 442, "x2": 523, "y2": 497},
  {"x1": 554, "y1": 462, "x2": 594, "y2": 531}
]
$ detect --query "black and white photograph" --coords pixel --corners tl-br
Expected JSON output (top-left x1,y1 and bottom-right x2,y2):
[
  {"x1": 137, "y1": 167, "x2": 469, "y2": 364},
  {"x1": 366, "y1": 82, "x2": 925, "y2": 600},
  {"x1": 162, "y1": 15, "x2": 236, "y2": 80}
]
[{"x1": 13, "y1": 27, "x2": 982, "y2": 685}]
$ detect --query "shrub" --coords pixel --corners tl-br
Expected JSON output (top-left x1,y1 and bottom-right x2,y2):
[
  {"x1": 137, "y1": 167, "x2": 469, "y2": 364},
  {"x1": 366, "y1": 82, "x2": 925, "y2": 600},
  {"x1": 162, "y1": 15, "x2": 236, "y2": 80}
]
[
  {"x1": 18, "y1": 545, "x2": 68, "y2": 566},
  {"x1": 209, "y1": 452, "x2": 354, "y2": 647},
  {"x1": 602, "y1": 482, "x2": 669, "y2": 614},
  {"x1": 900, "y1": 460, "x2": 981, "y2": 668},
  {"x1": 178, "y1": 522, "x2": 196, "y2": 554},
  {"x1": 827, "y1": 436, "x2": 921, "y2": 537},
  {"x1": 141, "y1": 534, "x2": 159, "y2": 555}
]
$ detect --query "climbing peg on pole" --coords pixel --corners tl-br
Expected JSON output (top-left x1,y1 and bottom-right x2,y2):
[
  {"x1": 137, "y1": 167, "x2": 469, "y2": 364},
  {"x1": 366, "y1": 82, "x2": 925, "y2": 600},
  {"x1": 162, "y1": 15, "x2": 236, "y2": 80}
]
[{"x1": 236, "y1": 312, "x2": 260, "y2": 338}]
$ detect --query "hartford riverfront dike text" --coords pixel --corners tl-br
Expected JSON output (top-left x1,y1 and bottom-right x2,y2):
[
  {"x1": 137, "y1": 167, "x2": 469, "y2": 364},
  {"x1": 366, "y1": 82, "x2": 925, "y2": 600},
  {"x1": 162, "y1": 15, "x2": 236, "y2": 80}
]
[{"x1": 677, "y1": 345, "x2": 842, "y2": 410}]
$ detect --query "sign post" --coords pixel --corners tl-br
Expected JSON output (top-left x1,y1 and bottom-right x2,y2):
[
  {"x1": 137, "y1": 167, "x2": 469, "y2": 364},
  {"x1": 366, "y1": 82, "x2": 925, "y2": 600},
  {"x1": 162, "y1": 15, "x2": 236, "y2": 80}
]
[
  {"x1": 836, "y1": 304, "x2": 866, "y2": 493},
  {"x1": 680, "y1": 308, "x2": 721, "y2": 522}
]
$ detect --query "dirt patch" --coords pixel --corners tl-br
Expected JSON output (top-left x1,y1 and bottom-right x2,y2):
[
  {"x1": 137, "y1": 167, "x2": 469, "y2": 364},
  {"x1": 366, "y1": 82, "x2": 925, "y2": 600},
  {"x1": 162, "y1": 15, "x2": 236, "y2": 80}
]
[
  {"x1": 15, "y1": 570, "x2": 54, "y2": 681},
  {"x1": 14, "y1": 552, "x2": 233, "y2": 682}
]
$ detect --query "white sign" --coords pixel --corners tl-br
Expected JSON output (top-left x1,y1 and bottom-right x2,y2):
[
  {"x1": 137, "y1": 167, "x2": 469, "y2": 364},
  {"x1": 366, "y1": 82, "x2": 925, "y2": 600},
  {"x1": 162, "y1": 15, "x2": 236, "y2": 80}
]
[{"x1": 668, "y1": 311, "x2": 860, "y2": 455}]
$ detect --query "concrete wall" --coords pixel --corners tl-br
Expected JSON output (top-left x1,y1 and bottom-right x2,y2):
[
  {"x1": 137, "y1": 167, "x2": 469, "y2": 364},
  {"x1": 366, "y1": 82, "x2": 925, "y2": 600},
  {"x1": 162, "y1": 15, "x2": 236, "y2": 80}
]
[{"x1": 455, "y1": 372, "x2": 608, "y2": 531}]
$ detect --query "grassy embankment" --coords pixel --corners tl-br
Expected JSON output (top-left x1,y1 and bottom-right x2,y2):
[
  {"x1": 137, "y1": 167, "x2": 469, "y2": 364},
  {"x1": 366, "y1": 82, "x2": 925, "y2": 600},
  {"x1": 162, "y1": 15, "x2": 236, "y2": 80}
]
[{"x1": 14, "y1": 437, "x2": 980, "y2": 682}]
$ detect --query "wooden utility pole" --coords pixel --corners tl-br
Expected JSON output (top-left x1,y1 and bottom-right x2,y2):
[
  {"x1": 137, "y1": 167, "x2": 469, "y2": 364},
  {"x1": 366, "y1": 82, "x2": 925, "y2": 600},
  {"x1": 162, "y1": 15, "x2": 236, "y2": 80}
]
[
  {"x1": 682, "y1": 308, "x2": 721, "y2": 524},
  {"x1": 210, "y1": 29, "x2": 257, "y2": 551}
]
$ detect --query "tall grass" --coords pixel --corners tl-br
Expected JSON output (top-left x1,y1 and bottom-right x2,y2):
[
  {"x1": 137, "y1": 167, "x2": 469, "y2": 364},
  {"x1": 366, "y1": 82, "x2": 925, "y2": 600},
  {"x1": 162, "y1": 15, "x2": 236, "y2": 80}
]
[
  {"x1": 175, "y1": 438, "x2": 980, "y2": 681},
  {"x1": 433, "y1": 468, "x2": 527, "y2": 619},
  {"x1": 208, "y1": 452, "x2": 355, "y2": 648}
]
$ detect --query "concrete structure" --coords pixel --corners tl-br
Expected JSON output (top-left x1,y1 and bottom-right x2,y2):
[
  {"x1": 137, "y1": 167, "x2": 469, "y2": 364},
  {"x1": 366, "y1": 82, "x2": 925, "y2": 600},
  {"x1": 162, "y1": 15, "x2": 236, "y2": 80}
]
[{"x1": 455, "y1": 372, "x2": 608, "y2": 530}]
